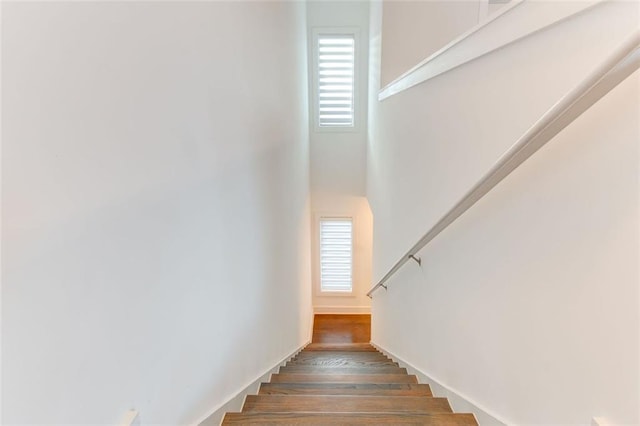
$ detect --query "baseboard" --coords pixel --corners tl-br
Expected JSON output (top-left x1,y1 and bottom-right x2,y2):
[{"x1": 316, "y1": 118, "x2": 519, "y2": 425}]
[
  {"x1": 194, "y1": 340, "x2": 309, "y2": 426},
  {"x1": 313, "y1": 306, "x2": 371, "y2": 314},
  {"x1": 308, "y1": 313, "x2": 315, "y2": 342},
  {"x1": 371, "y1": 342, "x2": 510, "y2": 426}
]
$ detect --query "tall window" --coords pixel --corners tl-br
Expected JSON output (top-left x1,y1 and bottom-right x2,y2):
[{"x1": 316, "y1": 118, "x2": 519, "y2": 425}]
[
  {"x1": 319, "y1": 218, "x2": 353, "y2": 292},
  {"x1": 315, "y1": 32, "x2": 356, "y2": 129}
]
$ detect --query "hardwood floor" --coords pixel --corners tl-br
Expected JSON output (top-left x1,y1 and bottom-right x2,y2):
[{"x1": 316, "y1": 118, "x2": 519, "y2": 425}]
[
  {"x1": 220, "y1": 314, "x2": 478, "y2": 424},
  {"x1": 312, "y1": 314, "x2": 371, "y2": 343}
]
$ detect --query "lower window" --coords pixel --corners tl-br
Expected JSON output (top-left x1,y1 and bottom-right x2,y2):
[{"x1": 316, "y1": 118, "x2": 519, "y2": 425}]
[{"x1": 319, "y1": 218, "x2": 353, "y2": 292}]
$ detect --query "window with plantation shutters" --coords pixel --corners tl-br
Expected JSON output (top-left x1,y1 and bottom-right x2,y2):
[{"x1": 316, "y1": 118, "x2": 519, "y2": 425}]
[
  {"x1": 319, "y1": 218, "x2": 353, "y2": 292},
  {"x1": 317, "y1": 34, "x2": 355, "y2": 128}
]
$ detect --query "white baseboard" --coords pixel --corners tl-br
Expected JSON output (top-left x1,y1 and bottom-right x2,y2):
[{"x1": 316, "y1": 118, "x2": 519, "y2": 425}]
[
  {"x1": 371, "y1": 342, "x2": 510, "y2": 426},
  {"x1": 313, "y1": 306, "x2": 371, "y2": 314},
  {"x1": 194, "y1": 340, "x2": 309, "y2": 426}
]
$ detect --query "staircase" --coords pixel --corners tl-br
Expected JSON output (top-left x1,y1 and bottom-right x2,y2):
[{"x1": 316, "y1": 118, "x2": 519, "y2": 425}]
[{"x1": 221, "y1": 342, "x2": 478, "y2": 424}]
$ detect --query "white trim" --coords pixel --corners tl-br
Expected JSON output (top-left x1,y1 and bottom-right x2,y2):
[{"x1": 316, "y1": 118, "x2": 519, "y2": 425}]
[
  {"x1": 371, "y1": 342, "x2": 510, "y2": 426},
  {"x1": 314, "y1": 306, "x2": 371, "y2": 315},
  {"x1": 311, "y1": 26, "x2": 361, "y2": 133},
  {"x1": 309, "y1": 314, "x2": 315, "y2": 343},
  {"x1": 194, "y1": 341, "x2": 310, "y2": 426},
  {"x1": 378, "y1": 0, "x2": 523, "y2": 99},
  {"x1": 378, "y1": 0, "x2": 606, "y2": 100}
]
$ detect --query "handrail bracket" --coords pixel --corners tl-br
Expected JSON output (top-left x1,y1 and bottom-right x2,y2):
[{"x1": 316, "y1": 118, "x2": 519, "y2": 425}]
[{"x1": 409, "y1": 255, "x2": 422, "y2": 266}]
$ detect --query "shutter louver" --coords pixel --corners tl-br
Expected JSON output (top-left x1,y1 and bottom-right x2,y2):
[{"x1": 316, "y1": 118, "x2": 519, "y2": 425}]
[
  {"x1": 318, "y1": 35, "x2": 355, "y2": 128},
  {"x1": 320, "y1": 219, "x2": 353, "y2": 292}
]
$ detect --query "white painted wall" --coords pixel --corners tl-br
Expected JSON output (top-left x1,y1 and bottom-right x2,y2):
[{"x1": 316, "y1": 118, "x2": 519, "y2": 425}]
[
  {"x1": 381, "y1": 0, "x2": 481, "y2": 87},
  {"x1": 1, "y1": 2, "x2": 312, "y2": 424},
  {"x1": 307, "y1": 1, "x2": 372, "y2": 312},
  {"x1": 368, "y1": 1, "x2": 639, "y2": 424}
]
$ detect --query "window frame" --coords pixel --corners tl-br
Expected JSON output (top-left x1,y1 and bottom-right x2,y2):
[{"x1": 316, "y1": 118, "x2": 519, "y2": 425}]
[
  {"x1": 311, "y1": 27, "x2": 360, "y2": 133},
  {"x1": 314, "y1": 214, "x2": 356, "y2": 297}
]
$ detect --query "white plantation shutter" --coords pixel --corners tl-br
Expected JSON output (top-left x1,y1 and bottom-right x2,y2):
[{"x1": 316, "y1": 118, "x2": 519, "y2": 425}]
[
  {"x1": 317, "y1": 34, "x2": 355, "y2": 128},
  {"x1": 320, "y1": 219, "x2": 353, "y2": 292}
]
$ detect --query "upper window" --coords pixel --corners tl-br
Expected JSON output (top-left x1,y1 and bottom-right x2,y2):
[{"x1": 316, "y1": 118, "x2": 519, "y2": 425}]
[
  {"x1": 319, "y1": 218, "x2": 353, "y2": 293},
  {"x1": 315, "y1": 32, "x2": 356, "y2": 129}
]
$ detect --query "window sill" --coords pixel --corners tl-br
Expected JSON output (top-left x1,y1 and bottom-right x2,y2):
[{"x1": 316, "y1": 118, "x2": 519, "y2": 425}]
[{"x1": 316, "y1": 291, "x2": 356, "y2": 298}]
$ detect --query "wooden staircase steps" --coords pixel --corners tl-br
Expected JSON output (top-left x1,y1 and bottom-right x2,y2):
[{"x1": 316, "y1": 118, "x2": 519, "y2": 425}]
[
  {"x1": 222, "y1": 412, "x2": 479, "y2": 424},
  {"x1": 303, "y1": 342, "x2": 377, "y2": 351},
  {"x1": 258, "y1": 383, "x2": 433, "y2": 396},
  {"x1": 243, "y1": 395, "x2": 452, "y2": 413},
  {"x1": 270, "y1": 373, "x2": 419, "y2": 384},
  {"x1": 221, "y1": 343, "x2": 478, "y2": 425},
  {"x1": 278, "y1": 365, "x2": 407, "y2": 374},
  {"x1": 287, "y1": 358, "x2": 399, "y2": 367}
]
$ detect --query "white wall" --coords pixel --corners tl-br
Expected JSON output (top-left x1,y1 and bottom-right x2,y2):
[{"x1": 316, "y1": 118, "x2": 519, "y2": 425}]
[
  {"x1": 368, "y1": 1, "x2": 639, "y2": 425},
  {"x1": 307, "y1": 0, "x2": 372, "y2": 312},
  {"x1": 381, "y1": 0, "x2": 480, "y2": 87},
  {"x1": 1, "y1": 2, "x2": 312, "y2": 424}
]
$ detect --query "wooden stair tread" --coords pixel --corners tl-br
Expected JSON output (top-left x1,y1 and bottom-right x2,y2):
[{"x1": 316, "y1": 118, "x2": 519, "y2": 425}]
[
  {"x1": 291, "y1": 355, "x2": 391, "y2": 364},
  {"x1": 259, "y1": 382, "x2": 432, "y2": 396},
  {"x1": 280, "y1": 365, "x2": 407, "y2": 374},
  {"x1": 242, "y1": 395, "x2": 452, "y2": 413},
  {"x1": 294, "y1": 350, "x2": 386, "y2": 357},
  {"x1": 304, "y1": 343, "x2": 377, "y2": 351},
  {"x1": 271, "y1": 373, "x2": 418, "y2": 384},
  {"x1": 291, "y1": 355, "x2": 392, "y2": 364},
  {"x1": 287, "y1": 359, "x2": 398, "y2": 367},
  {"x1": 292, "y1": 354, "x2": 390, "y2": 363},
  {"x1": 222, "y1": 412, "x2": 478, "y2": 425}
]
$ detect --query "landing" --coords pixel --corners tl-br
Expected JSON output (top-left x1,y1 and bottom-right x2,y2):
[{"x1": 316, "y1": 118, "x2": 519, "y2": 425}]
[{"x1": 312, "y1": 314, "x2": 371, "y2": 344}]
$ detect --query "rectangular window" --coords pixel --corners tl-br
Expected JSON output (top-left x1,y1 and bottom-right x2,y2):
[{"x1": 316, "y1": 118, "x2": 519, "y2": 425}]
[
  {"x1": 316, "y1": 34, "x2": 355, "y2": 128},
  {"x1": 319, "y1": 218, "x2": 353, "y2": 292}
]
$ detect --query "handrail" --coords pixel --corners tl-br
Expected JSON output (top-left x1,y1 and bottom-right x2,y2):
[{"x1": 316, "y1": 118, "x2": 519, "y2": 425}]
[{"x1": 368, "y1": 30, "x2": 640, "y2": 298}]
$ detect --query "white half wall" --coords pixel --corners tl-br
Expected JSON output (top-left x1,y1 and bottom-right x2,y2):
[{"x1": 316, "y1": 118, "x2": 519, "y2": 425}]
[
  {"x1": 1, "y1": 2, "x2": 312, "y2": 424},
  {"x1": 368, "y1": 1, "x2": 639, "y2": 425}
]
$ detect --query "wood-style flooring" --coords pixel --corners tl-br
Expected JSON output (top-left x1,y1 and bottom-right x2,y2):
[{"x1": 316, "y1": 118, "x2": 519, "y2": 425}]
[{"x1": 221, "y1": 314, "x2": 478, "y2": 424}]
